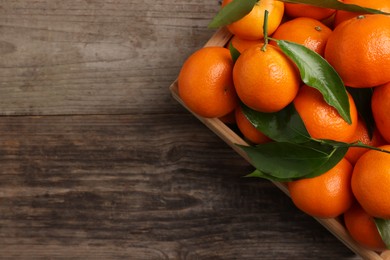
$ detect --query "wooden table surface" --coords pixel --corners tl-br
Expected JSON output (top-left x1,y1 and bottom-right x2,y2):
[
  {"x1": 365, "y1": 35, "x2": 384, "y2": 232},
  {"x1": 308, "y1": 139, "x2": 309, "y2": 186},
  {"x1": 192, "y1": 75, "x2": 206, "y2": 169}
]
[{"x1": 1, "y1": 1, "x2": 362, "y2": 259}]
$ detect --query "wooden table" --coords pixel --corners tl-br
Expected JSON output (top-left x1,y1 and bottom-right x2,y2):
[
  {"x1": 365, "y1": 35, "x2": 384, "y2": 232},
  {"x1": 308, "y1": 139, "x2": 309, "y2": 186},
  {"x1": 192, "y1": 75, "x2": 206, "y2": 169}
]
[{"x1": 1, "y1": 1, "x2": 361, "y2": 259}]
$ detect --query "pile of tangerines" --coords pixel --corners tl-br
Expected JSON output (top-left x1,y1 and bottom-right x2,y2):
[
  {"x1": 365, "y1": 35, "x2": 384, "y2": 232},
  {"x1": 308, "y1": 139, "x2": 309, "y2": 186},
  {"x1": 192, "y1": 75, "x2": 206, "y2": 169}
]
[{"x1": 177, "y1": 0, "x2": 390, "y2": 251}]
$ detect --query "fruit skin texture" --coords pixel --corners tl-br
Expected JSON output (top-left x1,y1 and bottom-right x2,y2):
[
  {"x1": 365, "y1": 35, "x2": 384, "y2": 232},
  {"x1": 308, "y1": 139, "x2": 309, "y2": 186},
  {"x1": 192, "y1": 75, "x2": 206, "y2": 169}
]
[
  {"x1": 235, "y1": 106, "x2": 271, "y2": 144},
  {"x1": 372, "y1": 81, "x2": 390, "y2": 143},
  {"x1": 344, "y1": 202, "x2": 387, "y2": 251},
  {"x1": 324, "y1": 14, "x2": 390, "y2": 88},
  {"x1": 293, "y1": 85, "x2": 358, "y2": 142},
  {"x1": 178, "y1": 47, "x2": 238, "y2": 118},
  {"x1": 271, "y1": 17, "x2": 332, "y2": 56},
  {"x1": 284, "y1": 2, "x2": 335, "y2": 21},
  {"x1": 233, "y1": 44, "x2": 300, "y2": 113},
  {"x1": 352, "y1": 144, "x2": 390, "y2": 219},
  {"x1": 288, "y1": 158, "x2": 353, "y2": 218},
  {"x1": 222, "y1": 0, "x2": 284, "y2": 40},
  {"x1": 334, "y1": 0, "x2": 390, "y2": 27},
  {"x1": 345, "y1": 118, "x2": 385, "y2": 165}
]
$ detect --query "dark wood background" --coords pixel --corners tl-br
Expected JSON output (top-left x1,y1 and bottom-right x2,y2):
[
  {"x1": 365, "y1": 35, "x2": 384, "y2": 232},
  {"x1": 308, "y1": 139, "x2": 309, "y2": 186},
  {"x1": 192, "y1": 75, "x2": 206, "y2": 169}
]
[{"x1": 0, "y1": 1, "x2": 361, "y2": 259}]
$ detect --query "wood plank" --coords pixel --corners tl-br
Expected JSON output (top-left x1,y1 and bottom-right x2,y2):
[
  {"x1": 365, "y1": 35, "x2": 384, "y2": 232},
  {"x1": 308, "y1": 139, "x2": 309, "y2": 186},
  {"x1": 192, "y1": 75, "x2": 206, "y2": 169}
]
[
  {"x1": 0, "y1": 0, "x2": 218, "y2": 115},
  {"x1": 0, "y1": 114, "x2": 359, "y2": 259}
]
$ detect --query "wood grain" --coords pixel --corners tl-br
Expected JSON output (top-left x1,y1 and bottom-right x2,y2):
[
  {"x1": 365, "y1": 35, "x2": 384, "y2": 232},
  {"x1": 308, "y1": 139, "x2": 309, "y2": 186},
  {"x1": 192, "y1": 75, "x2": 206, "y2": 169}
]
[
  {"x1": 0, "y1": 0, "x2": 217, "y2": 115},
  {"x1": 0, "y1": 0, "x2": 369, "y2": 259},
  {"x1": 0, "y1": 115, "x2": 359, "y2": 259}
]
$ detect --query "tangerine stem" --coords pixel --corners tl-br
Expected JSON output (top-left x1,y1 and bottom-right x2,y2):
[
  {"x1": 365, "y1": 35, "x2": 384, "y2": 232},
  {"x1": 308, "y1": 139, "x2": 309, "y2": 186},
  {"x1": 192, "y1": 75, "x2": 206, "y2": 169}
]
[
  {"x1": 348, "y1": 141, "x2": 390, "y2": 155},
  {"x1": 261, "y1": 10, "x2": 269, "y2": 52}
]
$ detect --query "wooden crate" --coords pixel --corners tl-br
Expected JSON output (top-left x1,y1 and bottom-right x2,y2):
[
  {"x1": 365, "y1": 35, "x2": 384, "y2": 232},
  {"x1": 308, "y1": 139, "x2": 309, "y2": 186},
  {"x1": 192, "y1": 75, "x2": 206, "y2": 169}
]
[{"x1": 169, "y1": 27, "x2": 390, "y2": 260}]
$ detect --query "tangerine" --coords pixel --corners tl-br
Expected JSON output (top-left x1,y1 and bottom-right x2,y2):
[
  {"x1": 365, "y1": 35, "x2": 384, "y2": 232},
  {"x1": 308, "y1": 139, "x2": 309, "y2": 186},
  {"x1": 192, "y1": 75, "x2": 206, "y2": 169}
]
[
  {"x1": 372, "y1": 81, "x2": 390, "y2": 143},
  {"x1": 178, "y1": 47, "x2": 238, "y2": 118},
  {"x1": 344, "y1": 202, "x2": 387, "y2": 251},
  {"x1": 222, "y1": 0, "x2": 284, "y2": 40},
  {"x1": 293, "y1": 85, "x2": 358, "y2": 142},
  {"x1": 271, "y1": 17, "x2": 332, "y2": 56},
  {"x1": 288, "y1": 158, "x2": 353, "y2": 218},
  {"x1": 284, "y1": 2, "x2": 335, "y2": 21},
  {"x1": 324, "y1": 14, "x2": 390, "y2": 88},
  {"x1": 235, "y1": 105, "x2": 271, "y2": 144},
  {"x1": 352, "y1": 144, "x2": 390, "y2": 219},
  {"x1": 334, "y1": 0, "x2": 390, "y2": 27},
  {"x1": 233, "y1": 44, "x2": 300, "y2": 113},
  {"x1": 345, "y1": 117, "x2": 385, "y2": 165},
  {"x1": 228, "y1": 35, "x2": 263, "y2": 54}
]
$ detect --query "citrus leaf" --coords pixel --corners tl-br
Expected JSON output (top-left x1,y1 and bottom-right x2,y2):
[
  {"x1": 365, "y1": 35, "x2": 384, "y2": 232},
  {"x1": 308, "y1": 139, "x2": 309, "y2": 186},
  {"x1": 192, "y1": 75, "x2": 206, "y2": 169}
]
[
  {"x1": 280, "y1": 0, "x2": 390, "y2": 15},
  {"x1": 277, "y1": 40, "x2": 352, "y2": 124},
  {"x1": 374, "y1": 218, "x2": 390, "y2": 249},
  {"x1": 208, "y1": 0, "x2": 257, "y2": 29},
  {"x1": 245, "y1": 169, "x2": 295, "y2": 182},
  {"x1": 347, "y1": 87, "x2": 375, "y2": 138},
  {"x1": 241, "y1": 102, "x2": 310, "y2": 143},
  {"x1": 303, "y1": 138, "x2": 390, "y2": 177},
  {"x1": 229, "y1": 42, "x2": 241, "y2": 63},
  {"x1": 301, "y1": 142, "x2": 348, "y2": 178},
  {"x1": 238, "y1": 141, "x2": 345, "y2": 180}
]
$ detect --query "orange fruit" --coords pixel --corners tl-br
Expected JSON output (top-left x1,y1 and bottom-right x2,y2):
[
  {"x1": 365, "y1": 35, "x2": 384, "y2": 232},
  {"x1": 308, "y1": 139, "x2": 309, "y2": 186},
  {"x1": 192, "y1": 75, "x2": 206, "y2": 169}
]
[
  {"x1": 235, "y1": 105, "x2": 271, "y2": 144},
  {"x1": 271, "y1": 17, "x2": 332, "y2": 56},
  {"x1": 352, "y1": 144, "x2": 390, "y2": 219},
  {"x1": 233, "y1": 44, "x2": 300, "y2": 113},
  {"x1": 324, "y1": 14, "x2": 390, "y2": 88},
  {"x1": 344, "y1": 202, "x2": 387, "y2": 251},
  {"x1": 178, "y1": 47, "x2": 238, "y2": 118},
  {"x1": 228, "y1": 35, "x2": 263, "y2": 54},
  {"x1": 288, "y1": 158, "x2": 353, "y2": 218},
  {"x1": 284, "y1": 2, "x2": 335, "y2": 21},
  {"x1": 345, "y1": 118, "x2": 385, "y2": 165},
  {"x1": 293, "y1": 85, "x2": 358, "y2": 142},
  {"x1": 372, "y1": 81, "x2": 390, "y2": 143},
  {"x1": 222, "y1": 0, "x2": 284, "y2": 40},
  {"x1": 334, "y1": 0, "x2": 390, "y2": 27}
]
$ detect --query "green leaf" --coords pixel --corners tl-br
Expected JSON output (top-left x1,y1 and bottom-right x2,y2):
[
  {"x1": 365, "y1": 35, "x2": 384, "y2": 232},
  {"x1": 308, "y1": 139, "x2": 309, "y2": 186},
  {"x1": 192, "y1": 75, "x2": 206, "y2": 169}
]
[
  {"x1": 302, "y1": 141, "x2": 348, "y2": 178},
  {"x1": 374, "y1": 218, "x2": 390, "y2": 249},
  {"x1": 246, "y1": 169, "x2": 295, "y2": 182},
  {"x1": 241, "y1": 102, "x2": 310, "y2": 143},
  {"x1": 208, "y1": 0, "x2": 257, "y2": 29},
  {"x1": 280, "y1": 0, "x2": 390, "y2": 15},
  {"x1": 229, "y1": 42, "x2": 241, "y2": 63},
  {"x1": 238, "y1": 140, "x2": 345, "y2": 180},
  {"x1": 277, "y1": 40, "x2": 352, "y2": 124},
  {"x1": 347, "y1": 87, "x2": 375, "y2": 138}
]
